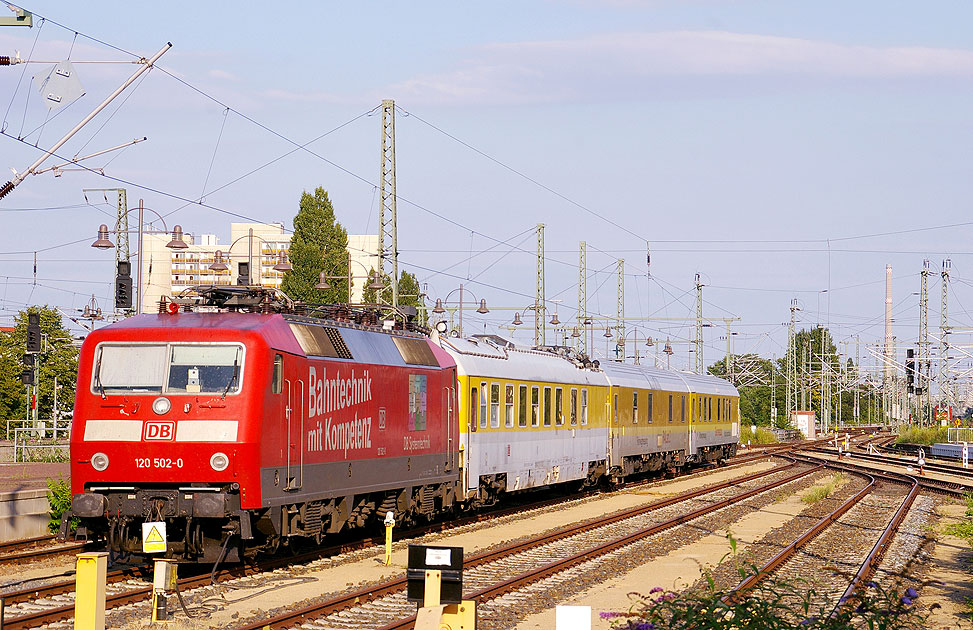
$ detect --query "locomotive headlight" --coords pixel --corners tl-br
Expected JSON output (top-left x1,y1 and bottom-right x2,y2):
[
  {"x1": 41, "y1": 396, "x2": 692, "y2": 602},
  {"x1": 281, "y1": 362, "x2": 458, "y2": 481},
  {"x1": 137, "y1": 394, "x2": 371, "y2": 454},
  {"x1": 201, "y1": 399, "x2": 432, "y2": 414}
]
[
  {"x1": 91, "y1": 452, "x2": 109, "y2": 472},
  {"x1": 152, "y1": 396, "x2": 171, "y2": 415},
  {"x1": 210, "y1": 452, "x2": 229, "y2": 472}
]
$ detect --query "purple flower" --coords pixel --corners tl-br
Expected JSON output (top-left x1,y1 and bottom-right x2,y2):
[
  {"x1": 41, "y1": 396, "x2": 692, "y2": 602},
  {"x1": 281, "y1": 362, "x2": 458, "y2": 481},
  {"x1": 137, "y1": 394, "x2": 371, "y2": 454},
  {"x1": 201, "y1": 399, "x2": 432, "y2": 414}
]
[
  {"x1": 905, "y1": 587, "x2": 918, "y2": 599},
  {"x1": 799, "y1": 617, "x2": 818, "y2": 625},
  {"x1": 866, "y1": 581, "x2": 878, "y2": 589},
  {"x1": 649, "y1": 587, "x2": 664, "y2": 594},
  {"x1": 600, "y1": 612, "x2": 624, "y2": 619},
  {"x1": 901, "y1": 596, "x2": 913, "y2": 606}
]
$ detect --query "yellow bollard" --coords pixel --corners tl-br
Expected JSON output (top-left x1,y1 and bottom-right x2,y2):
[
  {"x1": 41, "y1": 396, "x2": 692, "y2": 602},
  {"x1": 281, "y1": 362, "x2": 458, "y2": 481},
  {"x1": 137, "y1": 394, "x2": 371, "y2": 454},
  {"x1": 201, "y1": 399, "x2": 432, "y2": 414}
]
[
  {"x1": 74, "y1": 552, "x2": 108, "y2": 630},
  {"x1": 384, "y1": 511, "x2": 395, "y2": 566}
]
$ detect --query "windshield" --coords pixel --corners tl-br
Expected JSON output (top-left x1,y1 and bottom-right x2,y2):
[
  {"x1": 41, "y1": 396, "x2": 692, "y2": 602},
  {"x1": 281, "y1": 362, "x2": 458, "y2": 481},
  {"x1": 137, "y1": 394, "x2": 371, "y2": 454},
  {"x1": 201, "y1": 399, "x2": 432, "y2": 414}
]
[{"x1": 93, "y1": 343, "x2": 244, "y2": 395}]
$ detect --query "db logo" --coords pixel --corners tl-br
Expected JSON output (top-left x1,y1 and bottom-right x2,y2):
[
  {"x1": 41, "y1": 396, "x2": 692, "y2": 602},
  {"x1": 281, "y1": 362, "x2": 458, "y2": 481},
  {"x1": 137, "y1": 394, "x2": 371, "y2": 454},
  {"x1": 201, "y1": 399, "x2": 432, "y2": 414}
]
[{"x1": 144, "y1": 421, "x2": 175, "y2": 441}]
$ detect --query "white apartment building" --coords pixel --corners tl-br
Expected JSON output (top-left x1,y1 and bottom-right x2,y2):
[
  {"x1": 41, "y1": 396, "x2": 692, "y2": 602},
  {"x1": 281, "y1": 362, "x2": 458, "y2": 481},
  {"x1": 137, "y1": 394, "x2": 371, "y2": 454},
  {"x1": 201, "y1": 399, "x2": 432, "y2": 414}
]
[{"x1": 138, "y1": 223, "x2": 378, "y2": 312}]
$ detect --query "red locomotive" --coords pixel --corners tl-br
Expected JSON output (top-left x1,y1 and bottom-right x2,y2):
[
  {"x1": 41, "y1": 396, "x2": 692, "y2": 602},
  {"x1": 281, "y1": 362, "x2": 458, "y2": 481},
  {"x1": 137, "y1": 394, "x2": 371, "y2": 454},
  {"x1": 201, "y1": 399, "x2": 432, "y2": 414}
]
[{"x1": 63, "y1": 287, "x2": 458, "y2": 562}]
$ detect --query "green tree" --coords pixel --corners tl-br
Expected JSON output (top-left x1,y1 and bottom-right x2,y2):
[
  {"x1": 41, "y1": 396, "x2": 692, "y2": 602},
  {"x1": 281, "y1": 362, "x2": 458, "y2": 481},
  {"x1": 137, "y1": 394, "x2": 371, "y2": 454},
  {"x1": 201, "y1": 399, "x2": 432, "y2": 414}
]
[
  {"x1": 279, "y1": 187, "x2": 349, "y2": 304},
  {"x1": 708, "y1": 354, "x2": 784, "y2": 427},
  {"x1": 361, "y1": 269, "x2": 426, "y2": 322},
  {"x1": 0, "y1": 307, "x2": 79, "y2": 433}
]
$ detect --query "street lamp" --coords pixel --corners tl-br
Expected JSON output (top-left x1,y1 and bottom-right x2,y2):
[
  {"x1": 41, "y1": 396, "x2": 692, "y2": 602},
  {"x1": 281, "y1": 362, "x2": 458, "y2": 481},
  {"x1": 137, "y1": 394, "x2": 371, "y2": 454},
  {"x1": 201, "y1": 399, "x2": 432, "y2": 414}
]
[
  {"x1": 207, "y1": 229, "x2": 290, "y2": 286},
  {"x1": 315, "y1": 260, "x2": 386, "y2": 303},
  {"x1": 434, "y1": 284, "x2": 489, "y2": 338},
  {"x1": 90, "y1": 198, "x2": 188, "y2": 314}
]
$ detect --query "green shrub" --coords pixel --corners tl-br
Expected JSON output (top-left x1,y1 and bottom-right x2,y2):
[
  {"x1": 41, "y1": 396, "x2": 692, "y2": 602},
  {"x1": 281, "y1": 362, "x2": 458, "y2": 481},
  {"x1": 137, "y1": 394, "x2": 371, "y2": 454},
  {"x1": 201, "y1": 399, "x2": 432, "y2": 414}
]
[
  {"x1": 47, "y1": 476, "x2": 74, "y2": 534},
  {"x1": 802, "y1": 473, "x2": 844, "y2": 505},
  {"x1": 603, "y1": 563, "x2": 928, "y2": 630},
  {"x1": 741, "y1": 425, "x2": 779, "y2": 445},
  {"x1": 895, "y1": 425, "x2": 948, "y2": 446},
  {"x1": 945, "y1": 492, "x2": 973, "y2": 544}
]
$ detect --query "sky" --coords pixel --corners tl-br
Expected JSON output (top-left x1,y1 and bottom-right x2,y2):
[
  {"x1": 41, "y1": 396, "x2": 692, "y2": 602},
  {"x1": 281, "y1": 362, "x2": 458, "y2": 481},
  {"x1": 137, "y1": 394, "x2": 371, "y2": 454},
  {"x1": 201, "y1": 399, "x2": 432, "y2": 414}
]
[{"x1": 2, "y1": 1, "x2": 973, "y2": 382}]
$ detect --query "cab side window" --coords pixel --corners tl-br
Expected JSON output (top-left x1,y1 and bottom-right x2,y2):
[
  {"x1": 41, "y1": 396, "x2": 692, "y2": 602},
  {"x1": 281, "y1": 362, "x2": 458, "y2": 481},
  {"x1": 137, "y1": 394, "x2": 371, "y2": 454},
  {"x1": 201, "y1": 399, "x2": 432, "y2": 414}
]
[{"x1": 272, "y1": 354, "x2": 283, "y2": 393}]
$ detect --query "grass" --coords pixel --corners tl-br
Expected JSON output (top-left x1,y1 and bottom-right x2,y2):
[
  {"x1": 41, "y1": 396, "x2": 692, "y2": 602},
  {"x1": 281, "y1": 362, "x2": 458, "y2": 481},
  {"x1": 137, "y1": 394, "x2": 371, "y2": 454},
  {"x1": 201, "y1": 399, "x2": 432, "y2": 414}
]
[
  {"x1": 802, "y1": 472, "x2": 845, "y2": 504},
  {"x1": 603, "y1": 539, "x2": 927, "y2": 629},
  {"x1": 895, "y1": 425, "x2": 949, "y2": 446},
  {"x1": 944, "y1": 492, "x2": 973, "y2": 545},
  {"x1": 741, "y1": 425, "x2": 779, "y2": 445}
]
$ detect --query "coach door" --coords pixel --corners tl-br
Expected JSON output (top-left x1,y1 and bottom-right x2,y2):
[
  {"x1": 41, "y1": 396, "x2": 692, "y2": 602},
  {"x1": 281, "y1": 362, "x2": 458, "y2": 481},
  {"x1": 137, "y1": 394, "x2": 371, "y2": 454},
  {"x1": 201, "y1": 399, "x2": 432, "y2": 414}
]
[
  {"x1": 444, "y1": 376, "x2": 456, "y2": 472},
  {"x1": 285, "y1": 378, "x2": 305, "y2": 490}
]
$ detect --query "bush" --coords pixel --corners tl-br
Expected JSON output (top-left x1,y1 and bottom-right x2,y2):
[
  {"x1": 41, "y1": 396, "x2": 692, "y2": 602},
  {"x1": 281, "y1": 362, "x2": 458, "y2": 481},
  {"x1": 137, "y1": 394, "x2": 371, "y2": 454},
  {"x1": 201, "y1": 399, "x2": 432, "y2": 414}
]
[
  {"x1": 802, "y1": 473, "x2": 844, "y2": 505},
  {"x1": 603, "y1": 567, "x2": 928, "y2": 630},
  {"x1": 944, "y1": 492, "x2": 973, "y2": 545},
  {"x1": 741, "y1": 425, "x2": 779, "y2": 445},
  {"x1": 895, "y1": 425, "x2": 948, "y2": 446},
  {"x1": 47, "y1": 476, "x2": 74, "y2": 534}
]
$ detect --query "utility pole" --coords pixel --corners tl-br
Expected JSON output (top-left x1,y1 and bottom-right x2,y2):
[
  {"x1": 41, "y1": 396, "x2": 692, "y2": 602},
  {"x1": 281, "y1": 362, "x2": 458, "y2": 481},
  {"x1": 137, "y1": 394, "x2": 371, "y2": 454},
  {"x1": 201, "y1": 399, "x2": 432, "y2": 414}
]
[
  {"x1": 616, "y1": 259, "x2": 625, "y2": 360},
  {"x1": 919, "y1": 260, "x2": 932, "y2": 425},
  {"x1": 694, "y1": 273, "x2": 704, "y2": 374},
  {"x1": 770, "y1": 358, "x2": 777, "y2": 427},
  {"x1": 883, "y1": 265, "x2": 894, "y2": 423},
  {"x1": 855, "y1": 335, "x2": 861, "y2": 424},
  {"x1": 786, "y1": 298, "x2": 800, "y2": 415},
  {"x1": 378, "y1": 99, "x2": 398, "y2": 309},
  {"x1": 578, "y1": 241, "x2": 587, "y2": 356},
  {"x1": 725, "y1": 320, "x2": 733, "y2": 383},
  {"x1": 535, "y1": 224, "x2": 545, "y2": 347},
  {"x1": 941, "y1": 258, "x2": 951, "y2": 407}
]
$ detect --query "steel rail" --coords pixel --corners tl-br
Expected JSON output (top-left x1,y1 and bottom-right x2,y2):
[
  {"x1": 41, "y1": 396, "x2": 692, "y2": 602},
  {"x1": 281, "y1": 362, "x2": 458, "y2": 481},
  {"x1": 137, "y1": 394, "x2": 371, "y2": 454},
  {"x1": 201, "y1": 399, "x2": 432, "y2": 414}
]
[
  {"x1": 724, "y1": 471, "x2": 877, "y2": 604},
  {"x1": 233, "y1": 464, "x2": 822, "y2": 630},
  {"x1": 1, "y1": 461, "x2": 803, "y2": 629},
  {"x1": 829, "y1": 477, "x2": 921, "y2": 619}
]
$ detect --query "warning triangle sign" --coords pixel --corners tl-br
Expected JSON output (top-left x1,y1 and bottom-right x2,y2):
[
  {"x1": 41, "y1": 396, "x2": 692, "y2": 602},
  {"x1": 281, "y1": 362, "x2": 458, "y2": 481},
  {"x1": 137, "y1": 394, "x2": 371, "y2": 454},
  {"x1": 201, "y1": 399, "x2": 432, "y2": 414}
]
[
  {"x1": 142, "y1": 521, "x2": 167, "y2": 553},
  {"x1": 146, "y1": 526, "x2": 164, "y2": 544}
]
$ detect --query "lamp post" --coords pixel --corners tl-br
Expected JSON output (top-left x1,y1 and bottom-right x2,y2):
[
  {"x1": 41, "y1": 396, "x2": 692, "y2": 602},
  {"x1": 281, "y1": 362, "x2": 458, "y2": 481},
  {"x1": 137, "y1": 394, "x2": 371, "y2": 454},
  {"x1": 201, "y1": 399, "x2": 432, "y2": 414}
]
[
  {"x1": 91, "y1": 198, "x2": 188, "y2": 314},
  {"x1": 615, "y1": 328, "x2": 654, "y2": 365},
  {"x1": 509, "y1": 302, "x2": 561, "y2": 348},
  {"x1": 315, "y1": 259, "x2": 386, "y2": 303},
  {"x1": 209, "y1": 229, "x2": 292, "y2": 287},
  {"x1": 431, "y1": 284, "x2": 489, "y2": 338}
]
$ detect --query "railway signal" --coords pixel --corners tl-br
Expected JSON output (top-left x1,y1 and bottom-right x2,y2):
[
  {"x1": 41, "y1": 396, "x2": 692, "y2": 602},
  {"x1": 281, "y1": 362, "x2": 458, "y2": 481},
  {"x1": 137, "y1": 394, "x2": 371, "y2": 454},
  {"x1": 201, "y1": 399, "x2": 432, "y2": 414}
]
[
  {"x1": 26, "y1": 312, "x2": 41, "y2": 353},
  {"x1": 115, "y1": 261, "x2": 133, "y2": 310}
]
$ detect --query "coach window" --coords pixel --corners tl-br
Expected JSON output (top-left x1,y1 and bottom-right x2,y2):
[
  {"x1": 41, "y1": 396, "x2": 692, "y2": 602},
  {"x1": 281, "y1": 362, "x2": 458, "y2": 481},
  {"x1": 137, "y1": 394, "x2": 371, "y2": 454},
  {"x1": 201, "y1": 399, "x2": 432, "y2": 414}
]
[
  {"x1": 544, "y1": 387, "x2": 552, "y2": 426},
  {"x1": 668, "y1": 394, "x2": 673, "y2": 423},
  {"x1": 570, "y1": 388, "x2": 578, "y2": 426},
  {"x1": 531, "y1": 386, "x2": 540, "y2": 427},
  {"x1": 681, "y1": 396, "x2": 686, "y2": 423},
  {"x1": 272, "y1": 354, "x2": 283, "y2": 394},
  {"x1": 717, "y1": 397, "x2": 721, "y2": 422},
  {"x1": 580, "y1": 389, "x2": 588, "y2": 425},
  {"x1": 633, "y1": 392, "x2": 639, "y2": 424},
  {"x1": 613, "y1": 393, "x2": 619, "y2": 425},
  {"x1": 519, "y1": 385, "x2": 528, "y2": 427},
  {"x1": 648, "y1": 392, "x2": 653, "y2": 423},
  {"x1": 505, "y1": 384, "x2": 515, "y2": 428},
  {"x1": 470, "y1": 386, "x2": 478, "y2": 432},
  {"x1": 480, "y1": 382, "x2": 488, "y2": 429},
  {"x1": 490, "y1": 383, "x2": 501, "y2": 428},
  {"x1": 555, "y1": 388, "x2": 564, "y2": 426}
]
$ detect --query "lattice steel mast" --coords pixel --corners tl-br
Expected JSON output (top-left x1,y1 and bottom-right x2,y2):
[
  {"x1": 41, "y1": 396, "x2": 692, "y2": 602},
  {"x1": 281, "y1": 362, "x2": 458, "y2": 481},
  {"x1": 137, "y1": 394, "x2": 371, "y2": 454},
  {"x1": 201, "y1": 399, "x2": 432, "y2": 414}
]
[
  {"x1": 941, "y1": 258, "x2": 951, "y2": 406},
  {"x1": 378, "y1": 99, "x2": 398, "y2": 309},
  {"x1": 535, "y1": 224, "x2": 545, "y2": 347},
  {"x1": 578, "y1": 241, "x2": 587, "y2": 355}
]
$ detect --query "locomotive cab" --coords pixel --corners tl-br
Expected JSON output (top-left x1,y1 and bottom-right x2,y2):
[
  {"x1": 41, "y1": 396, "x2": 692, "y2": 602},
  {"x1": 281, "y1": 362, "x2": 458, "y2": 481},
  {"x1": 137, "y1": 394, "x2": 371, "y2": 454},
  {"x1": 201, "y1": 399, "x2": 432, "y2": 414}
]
[{"x1": 64, "y1": 314, "x2": 273, "y2": 562}]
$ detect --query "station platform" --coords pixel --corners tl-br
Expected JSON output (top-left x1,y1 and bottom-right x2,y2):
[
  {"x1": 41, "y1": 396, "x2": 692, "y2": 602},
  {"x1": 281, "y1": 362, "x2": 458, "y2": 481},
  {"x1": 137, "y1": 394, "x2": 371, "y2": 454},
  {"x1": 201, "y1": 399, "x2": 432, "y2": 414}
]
[{"x1": 0, "y1": 462, "x2": 70, "y2": 541}]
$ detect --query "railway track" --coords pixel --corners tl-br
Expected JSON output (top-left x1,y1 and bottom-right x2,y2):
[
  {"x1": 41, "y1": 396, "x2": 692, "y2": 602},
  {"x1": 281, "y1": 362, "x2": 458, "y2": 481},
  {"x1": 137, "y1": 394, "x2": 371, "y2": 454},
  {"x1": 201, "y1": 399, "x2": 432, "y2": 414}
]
[
  {"x1": 0, "y1": 535, "x2": 86, "y2": 566},
  {"x1": 218, "y1": 461, "x2": 820, "y2": 630},
  {"x1": 0, "y1": 457, "x2": 790, "y2": 629}
]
